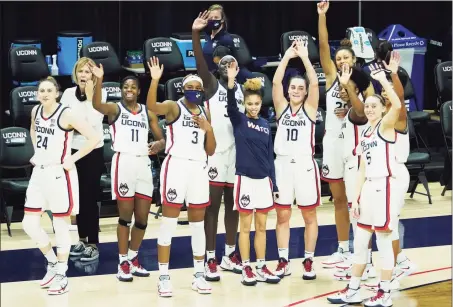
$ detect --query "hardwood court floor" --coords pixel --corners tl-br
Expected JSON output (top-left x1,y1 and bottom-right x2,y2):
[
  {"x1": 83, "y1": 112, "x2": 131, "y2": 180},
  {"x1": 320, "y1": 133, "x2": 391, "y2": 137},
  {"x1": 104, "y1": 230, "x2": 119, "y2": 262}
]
[{"x1": 0, "y1": 183, "x2": 451, "y2": 307}]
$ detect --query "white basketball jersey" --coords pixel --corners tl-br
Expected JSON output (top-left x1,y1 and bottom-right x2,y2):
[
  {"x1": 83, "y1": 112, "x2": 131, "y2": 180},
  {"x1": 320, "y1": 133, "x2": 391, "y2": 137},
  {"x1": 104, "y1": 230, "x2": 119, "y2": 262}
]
[
  {"x1": 110, "y1": 102, "x2": 149, "y2": 155},
  {"x1": 205, "y1": 81, "x2": 244, "y2": 153},
  {"x1": 359, "y1": 122, "x2": 397, "y2": 178},
  {"x1": 325, "y1": 78, "x2": 348, "y2": 135},
  {"x1": 274, "y1": 104, "x2": 315, "y2": 158},
  {"x1": 341, "y1": 109, "x2": 368, "y2": 161},
  {"x1": 31, "y1": 104, "x2": 73, "y2": 166},
  {"x1": 395, "y1": 126, "x2": 410, "y2": 163},
  {"x1": 165, "y1": 99, "x2": 207, "y2": 162}
]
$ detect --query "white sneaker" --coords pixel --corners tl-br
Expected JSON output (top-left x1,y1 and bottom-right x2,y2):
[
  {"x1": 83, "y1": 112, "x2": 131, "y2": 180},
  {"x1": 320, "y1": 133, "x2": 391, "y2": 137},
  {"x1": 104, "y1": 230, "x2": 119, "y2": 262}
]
[
  {"x1": 364, "y1": 289, "x2": 392, "y2": 307},
  {"x1": 130, "y1": 256, "x2": 150, "y2": 277},
  {"x1": 256, "y1": 265, "x2": 281, "y2": 284},
  {"x1": 158, "y1": 275, "x2": 173, "y2": 297},
  {"x1": 241, "y1": 265, "x2": 257, "y2": 286},
  {"x1": 394, "y1": 258, "x2": 416, "y2": 280},
  {"x1": 302, "y1": 258, "x2": 316, "y2": 280},
  {"x1": 47, "y1": 274, "x2": 69, "y2": 295},
  {"x1": 326, "y1": 285, "x2": 363, "y2": 304},
  {"x1": 334, "y1": 266, "x2": 370, "y2": 281},
  {"x1": 364, "y1": 279, "x2": 401, "y2": 292},
  {"x1": 366, "y1": 263, "x2": 377, "y2": 278},
  {"x1": 219, "y1": 252, "x2": 243, "y2": 274},
  {"x1": 191, "y1": 274, "x2": 212, "y2": 294},
  {"x1": 40, "y1": 262, "x2": 58, "y2": 288},
  {"x1": 274, "y1": 258, "x2": 291, "y2": 278},
  {"x1": 116, "y1": 261, "x2": 133, "y2": 282},
  {"x1": 321, "y1": 248, "x2": 351, "y2": 268},
  {"x1": 205, "y1": 258, "x2": 220, "y2": 281}
]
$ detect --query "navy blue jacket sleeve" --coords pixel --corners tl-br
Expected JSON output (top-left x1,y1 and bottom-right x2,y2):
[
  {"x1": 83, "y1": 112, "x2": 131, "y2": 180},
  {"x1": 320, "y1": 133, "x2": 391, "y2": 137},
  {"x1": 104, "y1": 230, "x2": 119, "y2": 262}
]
[
  {"x1": 226, "y1": 87, "x2": 242, "y2": 126},
  {"x1": 237, "y1": 67, "x2": 255, "y2": 84},
  {"x1": 268, "y1": 129, "x2": 278, "y2": 192}
]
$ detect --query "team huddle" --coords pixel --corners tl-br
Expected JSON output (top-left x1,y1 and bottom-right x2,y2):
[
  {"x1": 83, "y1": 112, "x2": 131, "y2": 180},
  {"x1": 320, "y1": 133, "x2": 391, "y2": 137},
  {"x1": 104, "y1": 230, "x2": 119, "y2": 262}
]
[{"x1": 22, "y1": 2, "x2": 414, "y2": 306}]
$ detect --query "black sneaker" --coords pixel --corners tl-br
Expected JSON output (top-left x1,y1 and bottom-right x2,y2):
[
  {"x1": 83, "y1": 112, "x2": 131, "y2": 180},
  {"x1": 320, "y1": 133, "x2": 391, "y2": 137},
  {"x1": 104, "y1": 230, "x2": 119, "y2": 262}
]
[
  {"x1": 80, "y1": 245, "x2": 99, "y2": 262},
  {"x1": 69, "y1": 241, "x2": 86, "y2": 256}
]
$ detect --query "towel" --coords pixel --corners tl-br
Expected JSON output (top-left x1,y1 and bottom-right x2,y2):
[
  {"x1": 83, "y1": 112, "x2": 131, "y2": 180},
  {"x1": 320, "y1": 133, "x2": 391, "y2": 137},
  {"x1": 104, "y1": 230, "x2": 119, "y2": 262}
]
[{"x1": 347, "y1": 27, "x2": 375, "y2": 62}]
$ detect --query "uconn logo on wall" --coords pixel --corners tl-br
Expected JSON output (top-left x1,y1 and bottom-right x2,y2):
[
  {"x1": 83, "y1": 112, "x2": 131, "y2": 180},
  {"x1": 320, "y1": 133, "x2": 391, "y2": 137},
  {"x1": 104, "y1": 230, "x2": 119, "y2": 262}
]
[
  {"x1": 16, "y1": 49, "x2": 38, "y2": 56},
  {"x1": 152, "y1": 41, "x2": 172, "y2": 53}
]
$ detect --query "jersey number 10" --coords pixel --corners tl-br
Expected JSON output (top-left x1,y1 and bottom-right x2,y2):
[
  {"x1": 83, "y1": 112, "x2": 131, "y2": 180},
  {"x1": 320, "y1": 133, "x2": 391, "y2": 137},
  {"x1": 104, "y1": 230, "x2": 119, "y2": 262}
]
[{"x1": 286, "y1": 128, "x2": 298, "y2": 141}]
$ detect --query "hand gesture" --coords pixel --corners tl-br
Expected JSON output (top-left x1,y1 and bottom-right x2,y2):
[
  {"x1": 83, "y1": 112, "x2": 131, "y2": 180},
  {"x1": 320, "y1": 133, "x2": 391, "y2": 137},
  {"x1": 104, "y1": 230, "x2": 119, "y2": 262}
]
[
  {"x1": 193, "y1": 115, "x2": 212, "y2": 132},
  {"x1": 147, "y1": 56, "x2": 164, "y2": 80},
  {"x1": 284, "y1": 41, "x2": 299, "y2": 59},
  {"x1": 227, "y1": 62, "x2": 239, "y2": 81},
  {"x1": 85, "y1": 80, "x2": 95, "y2": 101},
  {"x1": 192, "y1": 11, "x2": 209, "y2": 32},
  {"x1": 334, "y1": 107, "x2": 348, "y2": 119},
  {"x1": 273, "y1": 192, "x2": 279, "y2": 202},
  {"x1": 317, "y1": 0, "x2": 329, "y2": 14},
  {"x1": 62, "y1": 156, "x2": 75, "y2": 171},
  {"x1": 337, "y1": 63, "x2": 352, "y2": 87},
  {"x1": 383, "y1": 51, "x2": 400, "y2": 75},
  {"x1": 369, "y1": 63, "x2": 390, "y2": 82},
  {"x1": 351, "y1": 201, "x2": 360, "y2": 220},
  {"x1": 148, "y1": 140, "x2": 164, "y2": 155},
  {"x1": 295, "y1": 39, "x2": 309, "y2": 58},
  {"x1": 88, "y1": 62, "x2": 104, "y2": 79}
]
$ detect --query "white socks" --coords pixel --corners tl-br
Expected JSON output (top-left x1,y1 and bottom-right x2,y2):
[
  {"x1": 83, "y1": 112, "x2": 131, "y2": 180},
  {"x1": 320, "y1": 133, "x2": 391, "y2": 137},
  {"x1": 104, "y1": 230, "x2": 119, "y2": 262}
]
[{"x1": 278, "y1": 248, "x2": 289, "y2": 260}]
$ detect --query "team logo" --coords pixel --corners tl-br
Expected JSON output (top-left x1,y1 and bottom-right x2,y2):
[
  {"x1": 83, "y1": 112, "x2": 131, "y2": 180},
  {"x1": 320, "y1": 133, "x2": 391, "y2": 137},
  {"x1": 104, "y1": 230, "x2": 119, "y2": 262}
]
[
  {"x1": 122, "y1": 113, "x2": 129, "y2": 119},
  {"x1": 322, "y1": 164, "x2": 330, "y2": 176},
  {"x1": 208, "y1": 167, "x2": 218, "y2": 180},
  {"x1": 240, "y1": 194, "x2": 250, "y2": 207},
  {"x1": 50, "y1": 119, "x2": 56, "y2": 127},
  {"x1": 35, "y1": 119, "x2": 40, "y2": 125},
  {"x1": 119, "y1": 183, "x2": 129, "y2": 196},
  {"x1": 167, "y1": 188, "x2": 177, "y2": 202}
]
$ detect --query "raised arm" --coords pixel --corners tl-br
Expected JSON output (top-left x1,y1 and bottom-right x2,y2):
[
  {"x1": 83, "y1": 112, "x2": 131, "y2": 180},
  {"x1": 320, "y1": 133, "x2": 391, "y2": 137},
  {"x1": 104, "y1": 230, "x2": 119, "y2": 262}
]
[
  {"x1": 192, "y1": 11, "x2": 217, "y2": 98},
  {"x1": 385, "y1": 51, "x2": 407, "y2": 127},
  {"x1": 146, "y1": 57, "x2": 178, "y2": 117},
  {"x1": 370, "y1": 64, "x2": 401, "y2": 133},
  {"x1": 296, "y1": 40, "x2": 319, "y2": 120},
  {"x1": 317, "y1": 1, "x2": 337, "y2": 84},
  {"x1": 147, "y1": 110, "x2": 166, "y2": 155},
  {"x1": 226, "y1": 63, "x2": 242, "y2": 125},
  {"x1": 338, "y1": 64, "x2": 366, "y2": 118},
  {"x1": 272, "y1": 41, "x2": 297, "y2": 116},
  {"x1": 89, "y1": 63, "x2": 118, "y2": 118}
]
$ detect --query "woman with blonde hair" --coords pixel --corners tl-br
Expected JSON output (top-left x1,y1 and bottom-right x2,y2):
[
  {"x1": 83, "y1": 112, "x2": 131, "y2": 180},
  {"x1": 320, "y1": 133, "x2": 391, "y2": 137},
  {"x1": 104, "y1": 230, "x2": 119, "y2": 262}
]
[{"x1": 61, "y1": 57, "x2": 107, "y2": 262}]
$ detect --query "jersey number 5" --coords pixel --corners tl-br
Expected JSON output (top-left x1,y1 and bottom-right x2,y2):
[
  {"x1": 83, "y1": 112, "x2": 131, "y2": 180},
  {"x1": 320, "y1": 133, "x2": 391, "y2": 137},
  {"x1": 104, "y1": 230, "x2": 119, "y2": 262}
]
[
  {"x1": 37, "y1": 135, "x2": 48, "y2": 149},
  {"x1": 366, "y1": 151, "x2": 372, "y2": 165},
  {"x1": 192, "y1": 131, "x2": 199, "y2": 144}
]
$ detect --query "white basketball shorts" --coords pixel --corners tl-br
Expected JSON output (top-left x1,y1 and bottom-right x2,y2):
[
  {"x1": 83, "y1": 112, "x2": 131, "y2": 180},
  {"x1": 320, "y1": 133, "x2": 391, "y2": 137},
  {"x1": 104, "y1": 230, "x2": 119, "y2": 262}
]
[
  {"x1": 160, "y1": 155, "x2": 210, "y2": 208},
  {"x1": 207, "y1": 146, "x2": 236, "y2": 188},
  {"x1": 233, "y1": 175, "x2": 274, "y2": 213},
  {"x1": 25, "y1": 165, "x2": 79, "y2": 217},
  {"x1": 111, "y1": 152, "x2": 154, "y2": 201},
  {"x1": 321, "y1": 132, "x2": 345, "y2": 182}
]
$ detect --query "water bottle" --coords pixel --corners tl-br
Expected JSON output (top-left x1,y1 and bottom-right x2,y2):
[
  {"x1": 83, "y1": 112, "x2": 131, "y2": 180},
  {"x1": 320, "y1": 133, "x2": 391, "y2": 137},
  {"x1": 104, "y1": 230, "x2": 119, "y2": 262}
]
[
  {"x1": 51, "y1": 54, "x2": 59, "y2": 76},
  {"x1": 46, "y1": 55, "x2": 52, "y2": 72}
]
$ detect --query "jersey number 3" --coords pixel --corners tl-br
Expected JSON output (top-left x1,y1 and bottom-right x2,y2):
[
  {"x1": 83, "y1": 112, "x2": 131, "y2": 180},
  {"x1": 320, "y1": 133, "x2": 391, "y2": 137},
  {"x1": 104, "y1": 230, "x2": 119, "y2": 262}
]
[{"x1": 192, "y1": 131, "x2": 199, "y2": 144}]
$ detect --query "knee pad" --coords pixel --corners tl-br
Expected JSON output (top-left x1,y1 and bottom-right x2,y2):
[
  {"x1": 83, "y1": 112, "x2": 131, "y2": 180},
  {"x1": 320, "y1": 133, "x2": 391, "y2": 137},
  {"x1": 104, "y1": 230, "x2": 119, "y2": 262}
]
[
  {"x1": 118, "y1": 218, "x2": 132, "y2": 227},
  {"x1": 53, "y1": 217, "x2": 71, "y2": 254},
  {"x1": 353, "y1": 227, "x2": 373, "y2": 265},
  {"x1": 376, "y1": 231, "x2": 394, "y2": 270},
  {"x1": 391, "y1": 220, "x2": 400, "y2": 240},
  {"x1": 22, "y1": 214, "x2": 50, "y2": 248},
  {"x1": 157, "y1": 217, "x2": 177, "y2": 247},
  {"x1": 134, "y1": 221, "x2": 147, "y2": 230},
  {"x1": 189, "y1": 221, "x2": 206, "y2": 257}
]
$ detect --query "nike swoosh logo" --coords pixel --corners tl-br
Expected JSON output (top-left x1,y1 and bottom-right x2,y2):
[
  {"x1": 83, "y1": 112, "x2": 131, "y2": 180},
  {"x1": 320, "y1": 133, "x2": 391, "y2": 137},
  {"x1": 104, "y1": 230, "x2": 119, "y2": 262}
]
[
  {"x1": 56, "y1": 176, "x2": 61, "y2": 179},
  {"x1": 307, "y1": 168, "x2": 313, "y2": 172},
  {"x1": 348, "y1": 167, "x2": 354, "y2": 170}
]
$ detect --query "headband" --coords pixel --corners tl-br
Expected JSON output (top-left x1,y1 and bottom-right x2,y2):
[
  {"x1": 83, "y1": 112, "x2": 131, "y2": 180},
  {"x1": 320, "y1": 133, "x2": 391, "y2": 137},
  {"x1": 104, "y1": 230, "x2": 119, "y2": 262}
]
[
  {"x1": 219, "y1": 55, "x2": 238, "y2": 65},
  {"x1": 182, "y1": 75, "x2": 203, "y2": 87}
]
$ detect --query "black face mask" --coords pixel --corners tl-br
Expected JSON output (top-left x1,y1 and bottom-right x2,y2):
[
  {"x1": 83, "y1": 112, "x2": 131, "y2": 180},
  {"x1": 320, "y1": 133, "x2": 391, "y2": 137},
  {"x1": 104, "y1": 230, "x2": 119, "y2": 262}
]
[
  {"x1": 206, "y1": 20, "x2": 222, "y2": 32},
  {"x1": 75, "y1": 85, "x2": 87, "y2": 102}
]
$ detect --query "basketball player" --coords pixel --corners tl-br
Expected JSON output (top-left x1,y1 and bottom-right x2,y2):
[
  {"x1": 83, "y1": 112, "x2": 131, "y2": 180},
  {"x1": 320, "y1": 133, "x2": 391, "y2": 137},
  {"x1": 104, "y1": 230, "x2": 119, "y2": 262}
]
[
  {"x1": 226, "y1": 65, "x2": 281, "y2": 286},
  {"x1": 363, "y1": 51, "x2": 416, "y2": 290},
  {"x1": 23, "y1": 76, "x2": 101, "y2": 295},
  {"x1": 147, "y1": 57, "x2": 216, "y2": 296},
  {"x1": 90, "y1": 64, "x2": 166, "y2": 282},
  {"x1": 317, "y1": 0, "x2": 375, "y2": 269},
  {"x1": 192, "y1": 11, "x2": 245, "y2": 280},
  {"x1": 327, "y1": 64, "x2": 402, "y2": 306},
  {"x1": 271, "y1": 39, "x2": 320, "y2": 280}
]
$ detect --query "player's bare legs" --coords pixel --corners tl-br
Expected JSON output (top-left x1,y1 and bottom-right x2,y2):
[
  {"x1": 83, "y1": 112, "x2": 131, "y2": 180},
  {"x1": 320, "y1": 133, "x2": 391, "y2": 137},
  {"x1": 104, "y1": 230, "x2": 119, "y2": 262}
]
[{"x1": 116, "y1": 199, "x2": 135, "y2": 282}]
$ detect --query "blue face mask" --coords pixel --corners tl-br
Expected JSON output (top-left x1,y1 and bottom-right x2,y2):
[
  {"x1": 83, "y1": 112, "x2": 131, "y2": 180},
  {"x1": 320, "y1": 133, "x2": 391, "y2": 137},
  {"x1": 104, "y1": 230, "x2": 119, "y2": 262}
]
[
  {"x1": 206, "y1": 20, "x2": 222, "y2": 32},
  {"x1": 184, "y1": 90, "x2": 204, "y2": 105}
]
